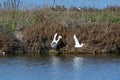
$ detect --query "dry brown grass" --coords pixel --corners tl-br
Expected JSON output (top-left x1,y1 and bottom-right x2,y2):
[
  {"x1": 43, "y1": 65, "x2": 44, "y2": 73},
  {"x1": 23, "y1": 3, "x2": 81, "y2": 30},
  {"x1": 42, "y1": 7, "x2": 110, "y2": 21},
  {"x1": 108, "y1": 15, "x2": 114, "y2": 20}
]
[
  {"x1": 73, "y1": 23, "x2": 120, "y2": 53},
  {"x1": 0, "y1": 5, "x2": 120, "y2": 54},
  {"x1": 23, "y1": 21, "x2": 64, "y2": 52},
  {"x1": 22, "y1": 21, "x2": 120, "y2": 53},
  {"x1": 0, "y1": 25, "x2": 16, "y2": 52}
]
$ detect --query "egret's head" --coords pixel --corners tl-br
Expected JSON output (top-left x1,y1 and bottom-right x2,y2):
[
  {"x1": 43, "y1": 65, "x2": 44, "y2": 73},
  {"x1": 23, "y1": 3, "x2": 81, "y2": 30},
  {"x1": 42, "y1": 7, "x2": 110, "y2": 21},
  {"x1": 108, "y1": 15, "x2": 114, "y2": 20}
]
[
  {"x1": 58, "y1": 35, "x2": 62, "y2": 39},
  {"x1": 81, "y1": 43, "x2": 85, "y2": 46},
  {"x1": 74, "y1": 35, "x2": 76, "y2": 37},
  {"x1": 2, "y1": 52, "x2": 5, "y2": 54}
]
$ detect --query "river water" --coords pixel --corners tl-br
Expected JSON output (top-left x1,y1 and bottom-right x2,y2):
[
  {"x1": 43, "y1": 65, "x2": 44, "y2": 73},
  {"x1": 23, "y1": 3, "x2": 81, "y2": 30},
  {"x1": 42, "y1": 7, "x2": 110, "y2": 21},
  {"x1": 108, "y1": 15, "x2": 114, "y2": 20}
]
[{"x1": 0, "y1": 54, "x2": 120, "y2": 80}]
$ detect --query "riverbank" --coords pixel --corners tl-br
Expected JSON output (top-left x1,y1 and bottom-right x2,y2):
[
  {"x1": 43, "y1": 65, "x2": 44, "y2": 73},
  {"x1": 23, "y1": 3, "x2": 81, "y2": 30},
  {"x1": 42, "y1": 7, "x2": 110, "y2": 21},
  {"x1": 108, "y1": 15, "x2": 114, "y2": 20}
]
[{"x1": 0, "y1": 7, "x2": 120, "y2": 55}]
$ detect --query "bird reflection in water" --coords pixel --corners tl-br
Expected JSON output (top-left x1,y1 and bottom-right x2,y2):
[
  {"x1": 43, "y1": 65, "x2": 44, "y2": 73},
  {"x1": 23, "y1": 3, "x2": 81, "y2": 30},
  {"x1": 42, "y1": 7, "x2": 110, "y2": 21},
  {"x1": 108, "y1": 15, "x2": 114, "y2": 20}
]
[{"x1": 73, "y1": 56, "x2": 84, "y2": 69}]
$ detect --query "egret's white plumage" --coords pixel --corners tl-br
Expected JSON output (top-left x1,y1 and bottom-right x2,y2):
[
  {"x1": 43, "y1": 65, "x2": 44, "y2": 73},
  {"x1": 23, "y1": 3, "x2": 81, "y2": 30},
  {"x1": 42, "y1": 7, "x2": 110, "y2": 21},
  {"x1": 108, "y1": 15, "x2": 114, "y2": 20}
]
[
  {"x1": 73, "y1": 35, "x2": 85, "y2": 48},
  {"x1": 77, "y1": 7, "x2": 81, "y2": 10},
  {"x1": 51, "y1": 33, "x2": 62, "y2": 48},
  {"x1": 0, "y1": 51, "x2": 5, "y2": 55}
]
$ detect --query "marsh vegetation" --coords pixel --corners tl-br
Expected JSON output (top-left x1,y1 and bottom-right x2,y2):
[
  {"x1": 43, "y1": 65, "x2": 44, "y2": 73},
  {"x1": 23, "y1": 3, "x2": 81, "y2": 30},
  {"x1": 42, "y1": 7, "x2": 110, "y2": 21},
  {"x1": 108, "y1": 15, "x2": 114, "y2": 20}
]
[{"x1": 0, "y1": 0, "x2": 120, "y2": 55}]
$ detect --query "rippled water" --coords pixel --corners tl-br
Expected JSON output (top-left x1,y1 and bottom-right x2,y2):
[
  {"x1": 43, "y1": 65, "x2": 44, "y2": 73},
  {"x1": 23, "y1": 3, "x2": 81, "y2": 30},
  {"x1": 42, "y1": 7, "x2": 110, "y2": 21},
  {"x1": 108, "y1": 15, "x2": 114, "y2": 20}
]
[{"x1": 0, "y1": 55, "x2": 120, "y2": 80}]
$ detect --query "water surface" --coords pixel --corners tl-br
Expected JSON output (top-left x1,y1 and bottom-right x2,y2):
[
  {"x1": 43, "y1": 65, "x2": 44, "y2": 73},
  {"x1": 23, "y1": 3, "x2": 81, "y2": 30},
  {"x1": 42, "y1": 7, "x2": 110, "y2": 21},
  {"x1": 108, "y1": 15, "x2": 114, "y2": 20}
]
[{"x1": 0, "y1": 55, "x2": 120, "y2": 80}]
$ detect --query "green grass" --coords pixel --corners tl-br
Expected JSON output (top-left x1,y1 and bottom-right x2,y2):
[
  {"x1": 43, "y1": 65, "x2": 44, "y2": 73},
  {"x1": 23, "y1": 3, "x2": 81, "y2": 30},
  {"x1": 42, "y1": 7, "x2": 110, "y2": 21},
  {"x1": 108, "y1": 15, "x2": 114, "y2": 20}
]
[{"x1": 0, "y1": 6, "x2": 120, "y2": 31}]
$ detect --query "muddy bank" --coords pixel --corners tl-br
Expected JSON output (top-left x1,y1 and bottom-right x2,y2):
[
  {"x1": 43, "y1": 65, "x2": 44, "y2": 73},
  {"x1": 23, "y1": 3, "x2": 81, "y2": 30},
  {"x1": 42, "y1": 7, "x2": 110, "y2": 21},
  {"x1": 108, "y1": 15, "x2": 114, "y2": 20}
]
[{"x1": 22, "y1": 21, "x2": 120, "y2": 54}]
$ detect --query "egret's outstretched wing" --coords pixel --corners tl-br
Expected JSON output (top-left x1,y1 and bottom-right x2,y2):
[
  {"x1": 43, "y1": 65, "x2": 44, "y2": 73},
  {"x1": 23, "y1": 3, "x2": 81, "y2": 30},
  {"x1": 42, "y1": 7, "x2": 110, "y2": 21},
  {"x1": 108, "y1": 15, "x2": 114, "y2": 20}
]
[{"x1": 74, "y1": 35, "x2": 80, "y2": 45}]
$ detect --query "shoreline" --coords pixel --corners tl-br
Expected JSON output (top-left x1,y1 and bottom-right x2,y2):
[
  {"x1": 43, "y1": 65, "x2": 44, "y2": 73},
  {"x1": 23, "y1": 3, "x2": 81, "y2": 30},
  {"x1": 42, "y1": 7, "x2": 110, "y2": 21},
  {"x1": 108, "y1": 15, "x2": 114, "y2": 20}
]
[
  {"x1": 0, "y1": 51, "x2": 120, "y2": 57},
  {"x1": 0, "y1": 7, "x2": 120, "y2": 55},
  {"x1": 0, "y1": 22, "x2": 119, "y2": 55}
]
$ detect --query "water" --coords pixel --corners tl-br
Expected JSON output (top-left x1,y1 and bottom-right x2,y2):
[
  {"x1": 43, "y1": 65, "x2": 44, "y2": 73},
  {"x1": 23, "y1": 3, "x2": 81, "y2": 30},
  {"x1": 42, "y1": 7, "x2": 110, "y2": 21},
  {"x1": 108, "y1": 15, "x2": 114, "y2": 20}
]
[{"x1": 0, "y1": 55, "x2": 120, "y2": 80}]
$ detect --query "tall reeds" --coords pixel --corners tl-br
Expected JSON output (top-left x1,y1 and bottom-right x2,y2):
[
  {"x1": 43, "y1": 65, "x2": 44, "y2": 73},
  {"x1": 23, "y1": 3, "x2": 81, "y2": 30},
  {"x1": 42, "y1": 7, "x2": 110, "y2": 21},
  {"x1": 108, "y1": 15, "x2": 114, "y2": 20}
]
[{"x1": 0, "y1": 0, "x2": 120, "y2": 53}]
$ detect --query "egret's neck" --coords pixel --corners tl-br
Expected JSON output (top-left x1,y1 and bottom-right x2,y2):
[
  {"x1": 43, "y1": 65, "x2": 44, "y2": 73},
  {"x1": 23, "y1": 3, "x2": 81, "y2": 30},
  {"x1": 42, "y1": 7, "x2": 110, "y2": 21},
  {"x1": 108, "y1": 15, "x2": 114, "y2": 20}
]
[
  {"x1": 56, "y1": 36, "x2": 62, "y2": 43},
  {"x1": 53, "y1": 33, "x2": 57, "y2": 42}
]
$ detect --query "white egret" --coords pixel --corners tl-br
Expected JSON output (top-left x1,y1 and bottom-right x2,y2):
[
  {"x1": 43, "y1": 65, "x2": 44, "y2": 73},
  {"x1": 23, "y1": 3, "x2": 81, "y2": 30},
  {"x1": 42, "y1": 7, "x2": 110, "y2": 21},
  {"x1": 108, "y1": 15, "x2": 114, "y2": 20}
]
[
  {"x1": 0, "y1": 51, "x2": 5, "y2": 55},
  {"x1": 73, "y1": 35, "x2": 85, "y2": 48},
  {"x1": 51, "y1": 33, "x2": 62, "y2": 48}
]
